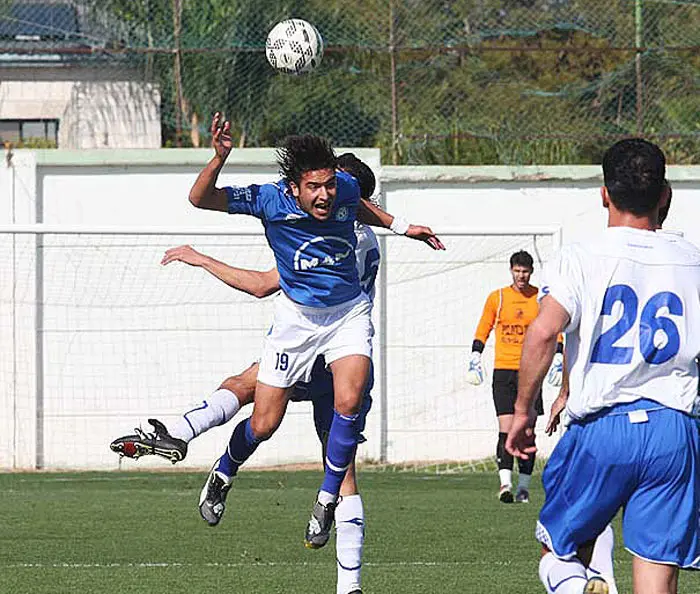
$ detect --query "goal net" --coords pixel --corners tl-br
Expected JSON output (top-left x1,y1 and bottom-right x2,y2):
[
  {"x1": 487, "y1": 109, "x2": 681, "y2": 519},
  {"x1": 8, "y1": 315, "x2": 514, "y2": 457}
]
[
  {"x1": 0, "y1": 225, "x2": 561, "y2": 472},
  {"x1": 374, "y1": 226, "x2": 563, "y2": 473}
]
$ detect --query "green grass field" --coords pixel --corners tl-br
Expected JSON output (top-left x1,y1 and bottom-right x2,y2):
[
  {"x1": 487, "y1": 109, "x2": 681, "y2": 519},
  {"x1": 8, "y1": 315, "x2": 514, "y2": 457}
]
[{"x1": 0, "y1": 470, "x2": 695, "y2": 593}]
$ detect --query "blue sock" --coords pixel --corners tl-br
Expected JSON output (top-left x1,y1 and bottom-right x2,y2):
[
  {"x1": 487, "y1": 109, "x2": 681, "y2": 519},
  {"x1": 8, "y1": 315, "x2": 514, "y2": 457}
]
[
  {"x1": 320, "y1": 410, "x2": 359, "y2": 497},
  {"x1": 216, "y1": 418, "x2": 261, "y2": 478}
]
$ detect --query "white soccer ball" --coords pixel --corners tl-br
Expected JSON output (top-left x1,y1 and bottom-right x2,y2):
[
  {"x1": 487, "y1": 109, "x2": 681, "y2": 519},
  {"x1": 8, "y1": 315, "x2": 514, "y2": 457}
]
[{"x1": 265, "y1": 18, "x2": 324, "y2": 75}]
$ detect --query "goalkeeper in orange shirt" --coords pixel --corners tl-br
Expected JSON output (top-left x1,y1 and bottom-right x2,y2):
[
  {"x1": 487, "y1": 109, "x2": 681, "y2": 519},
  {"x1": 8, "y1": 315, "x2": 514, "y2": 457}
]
[{"x1": 466, "y1": 250, "x2": 563, "y2": 503}]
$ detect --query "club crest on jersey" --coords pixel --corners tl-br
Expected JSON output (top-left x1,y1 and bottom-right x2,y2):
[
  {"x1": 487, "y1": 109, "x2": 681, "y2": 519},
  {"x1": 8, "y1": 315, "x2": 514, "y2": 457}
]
[
  {"x1": 335, "y1": 206, "x2": 349, "y2": 222},
  {"x1": 294, "y1": 236, "x2": 354, "y2": 271},
  {"x1": 228, "y1": 187, "x2": 253, "y2": 202}
]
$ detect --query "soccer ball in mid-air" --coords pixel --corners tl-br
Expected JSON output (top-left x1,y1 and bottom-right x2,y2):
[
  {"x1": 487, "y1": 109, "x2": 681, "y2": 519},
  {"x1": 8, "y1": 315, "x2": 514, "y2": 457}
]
[{"x1": 265, "y1": 18, "x2": 324, "y2": 75}]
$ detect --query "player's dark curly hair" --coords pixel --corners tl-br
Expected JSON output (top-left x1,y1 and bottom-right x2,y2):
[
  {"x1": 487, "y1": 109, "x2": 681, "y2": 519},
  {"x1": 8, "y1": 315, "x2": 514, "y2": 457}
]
[
  {"x1": 337, "y1": 153, "x2": 376, "y2": 200},
  {"x1": 510, "y1": 250, "x2": 534, "y2": 270},
  {"x1": 277, "y1": 135, "x2": 337, "y2": 186},
  {"x1": 603, "y1": 139, "x2": 666, "y2": 216}
]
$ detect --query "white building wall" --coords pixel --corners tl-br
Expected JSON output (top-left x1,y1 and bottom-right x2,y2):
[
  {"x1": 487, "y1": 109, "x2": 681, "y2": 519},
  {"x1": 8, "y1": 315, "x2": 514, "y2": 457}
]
[
  {"x1": 1, "y1": 148, "x2": 698, "y2": 470},
  {"x1": 0, "y1": 69, "x2": 161, "y2": 149}
]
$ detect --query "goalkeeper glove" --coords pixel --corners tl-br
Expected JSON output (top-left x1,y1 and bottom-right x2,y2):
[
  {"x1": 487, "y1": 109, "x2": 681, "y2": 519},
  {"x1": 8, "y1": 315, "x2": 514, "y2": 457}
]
[
  {"x1": 546, "y1": 353, "x2": 564, "y2": 387},
  {"x1": 466, "y1": 352, "x2": 484, "y2": 386}
]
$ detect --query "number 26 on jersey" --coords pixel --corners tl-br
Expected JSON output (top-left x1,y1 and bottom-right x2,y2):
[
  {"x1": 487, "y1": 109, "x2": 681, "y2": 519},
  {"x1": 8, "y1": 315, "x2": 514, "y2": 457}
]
[{"x1": 591, "y1": 284, "x2": 683, "y2": 365}]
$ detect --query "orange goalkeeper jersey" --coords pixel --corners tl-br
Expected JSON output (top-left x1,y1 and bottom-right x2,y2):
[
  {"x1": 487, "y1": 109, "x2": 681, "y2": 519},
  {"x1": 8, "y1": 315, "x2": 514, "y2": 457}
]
[{"x1": 474, "y1": 285, "x2": 541, "y2": 371}]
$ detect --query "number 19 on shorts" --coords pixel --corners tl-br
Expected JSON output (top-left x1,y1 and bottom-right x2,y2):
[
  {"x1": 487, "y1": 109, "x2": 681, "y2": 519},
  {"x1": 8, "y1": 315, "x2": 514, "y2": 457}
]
[{"x1": 275, "y1": 352, "x2": 289, "y2": 371}]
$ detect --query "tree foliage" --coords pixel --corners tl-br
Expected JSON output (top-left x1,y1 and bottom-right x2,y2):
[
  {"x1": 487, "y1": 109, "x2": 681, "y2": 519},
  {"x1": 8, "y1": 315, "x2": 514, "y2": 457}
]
[{"x1": 84, "y1": 0, "x2": 699, "y2": 163}]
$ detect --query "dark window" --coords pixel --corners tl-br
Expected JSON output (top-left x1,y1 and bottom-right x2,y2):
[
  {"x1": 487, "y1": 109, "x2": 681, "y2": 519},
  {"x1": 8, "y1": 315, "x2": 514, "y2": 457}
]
[
  {"x1": 0, "y1": 121, "x2": 20, "y2": 143},
  {"x1": 0, "y1": 119, "x2": 59, "y2": 147},
  {"x1": 0, "y1": 3, "x2": 79, "y2": 40}
]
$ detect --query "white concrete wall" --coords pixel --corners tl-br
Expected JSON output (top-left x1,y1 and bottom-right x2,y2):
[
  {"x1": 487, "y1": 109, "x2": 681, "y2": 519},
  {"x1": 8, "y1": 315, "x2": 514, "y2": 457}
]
[
  {"x1": 1, "y1": 149, "x2": 699, "y2": 470},
  {"x1": 0, "y1": 68, "x2": 161, "y2": 149}
]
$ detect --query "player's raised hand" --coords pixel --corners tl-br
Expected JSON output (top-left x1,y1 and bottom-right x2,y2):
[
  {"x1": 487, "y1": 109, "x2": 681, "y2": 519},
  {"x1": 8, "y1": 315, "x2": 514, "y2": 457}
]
[
  {"x1": 405, "y1": 224, "x2": 446, "y2": 250},
  {"x1": 161, "y1": 245, "x2": 208, "y2": 267},
  {"x1": 211, "y1": 112, "x2": 233, "y2": 162},
  {"x1": 545, "y1": 389, "x2": 568, "y2": 436},
  {"x1": 506, "y1": 410, "x2": 538, "y2": 460}
]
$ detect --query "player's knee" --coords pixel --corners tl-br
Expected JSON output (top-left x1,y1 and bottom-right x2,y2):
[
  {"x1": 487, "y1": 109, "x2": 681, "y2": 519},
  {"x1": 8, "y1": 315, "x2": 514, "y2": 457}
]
[
  {"x1": 334, "y1": 391, "x2": 362, "y2": 416},
  {"x1": 249, "y1": 413, "x2": 281, "y2": 441},
  {"x1": 220, "y1": 375, "x2": 255, "y2": 406}
]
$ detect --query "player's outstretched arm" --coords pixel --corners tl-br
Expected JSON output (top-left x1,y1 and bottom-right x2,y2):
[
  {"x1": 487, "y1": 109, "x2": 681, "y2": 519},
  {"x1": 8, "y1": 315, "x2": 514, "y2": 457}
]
[
  {"x1": 188, "y1": 112, "x2": 233, "y2": 212},
  {"x1": 506, "y1": 296, "x2": 570, "y2": 459},
  {"x1": 357, "y1": 199, "x2": 445, "y2": 250},
  {"x1": 162, "y1": 245, "x2": 280, "y2": 298}
]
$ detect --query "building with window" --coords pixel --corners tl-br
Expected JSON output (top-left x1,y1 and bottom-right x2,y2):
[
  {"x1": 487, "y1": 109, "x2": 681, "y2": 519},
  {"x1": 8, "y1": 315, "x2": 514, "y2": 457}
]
[{"x1": 0, "y1": 2, "x2": 161, "y2": 148}]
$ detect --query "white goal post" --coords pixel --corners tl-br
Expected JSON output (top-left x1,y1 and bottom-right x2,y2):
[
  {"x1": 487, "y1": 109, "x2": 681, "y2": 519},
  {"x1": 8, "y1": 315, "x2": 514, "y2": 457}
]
[{"x1": 0, "y1": 224, "x2": 561, "y2": 471}]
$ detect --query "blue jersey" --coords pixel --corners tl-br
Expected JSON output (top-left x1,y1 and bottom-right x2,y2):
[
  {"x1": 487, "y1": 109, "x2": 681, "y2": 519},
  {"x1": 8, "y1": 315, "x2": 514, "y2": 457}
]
[{"x1": 225, "y1": 171, "x2": 362, "y2": 307}]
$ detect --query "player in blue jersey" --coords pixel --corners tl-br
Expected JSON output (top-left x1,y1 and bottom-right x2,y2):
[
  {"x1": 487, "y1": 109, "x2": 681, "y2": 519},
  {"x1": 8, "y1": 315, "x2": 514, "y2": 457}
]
[
  {"x1": 189, "y1": 114, "x2": 443, "y2": 550},
  {"x1": 507, "y1": 140, "x2": 699, "y2": 594},
  {"x1": 111, "y1": 155, "x2": 383, "y2": 594}
]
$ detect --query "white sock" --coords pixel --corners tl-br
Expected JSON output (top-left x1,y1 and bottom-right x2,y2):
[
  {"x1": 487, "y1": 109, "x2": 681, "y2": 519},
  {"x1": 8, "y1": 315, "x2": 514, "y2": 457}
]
[
  {"x1": 335, "y1": 494, "x2": 364, "y2": 594},
  {"x1": 539, "y1": 552, "x2": 587, "y2": 594},
  {"x1": 518, "y1": 473, "x2": 532, "y2": 492},
  {"x1": 318, "y1": 490, "x2": 337, "y2": 506},
  {"x1": 498, "y1": 469, "x2": 512, "y2": 489},
  {"x1": 167, "y1": 388, "x2": 241, "y2": 442},
  {"x1": 587, "y1": 524, "x2": 618, "y2": 594}
]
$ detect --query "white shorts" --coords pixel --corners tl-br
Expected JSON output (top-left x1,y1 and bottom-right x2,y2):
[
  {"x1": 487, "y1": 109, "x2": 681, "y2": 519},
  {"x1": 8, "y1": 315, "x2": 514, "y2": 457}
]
[{"x1": 257, "y1": 292, "x2": 373, "y2": 388}]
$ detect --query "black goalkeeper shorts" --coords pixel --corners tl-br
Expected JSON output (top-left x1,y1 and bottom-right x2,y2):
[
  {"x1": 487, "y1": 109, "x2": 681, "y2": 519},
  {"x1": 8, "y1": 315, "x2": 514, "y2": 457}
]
[{"x1": 492, "y1": 368, "x2": 544, "y2": 417}]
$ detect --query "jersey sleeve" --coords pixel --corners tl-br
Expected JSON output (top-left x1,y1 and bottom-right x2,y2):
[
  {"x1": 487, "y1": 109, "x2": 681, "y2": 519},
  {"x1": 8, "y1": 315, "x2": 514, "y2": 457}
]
[
  {"x1": 474, "y1": 290, "x2": 498, "y2": 343},
  {"x1": 225, "y1": 184, "x2": 263, "y2": 218},
  {"x1": 336, "y1": 170, "x2": 361, "y2": 209},
  {"x1": 540, "y1": 246, "x2": 584, "y2": 332}
]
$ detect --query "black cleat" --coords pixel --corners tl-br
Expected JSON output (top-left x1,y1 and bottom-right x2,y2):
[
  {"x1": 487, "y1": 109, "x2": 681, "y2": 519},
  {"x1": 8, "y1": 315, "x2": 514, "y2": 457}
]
[
  {"x1": 109, "y1": 418, "x2": 188, "y2": 464},
  {"x1": 198, "y1": 466, "x2": 232, "y2": 527},
  {"x1": 515, "y1": 488, "x2": 530, "y2": 503},
  {"x1": 304, "y1": 499, "x2": 337, "y2": 549},
  {"x1": 498, "y1": 485, "x2": 514, "y2": 504}
]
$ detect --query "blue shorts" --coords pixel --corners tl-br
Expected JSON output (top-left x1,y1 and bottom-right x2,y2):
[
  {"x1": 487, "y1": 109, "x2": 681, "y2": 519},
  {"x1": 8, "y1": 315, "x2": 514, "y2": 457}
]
[
  {"x1": 537, "y1": 399, "x2": 700, "y2": 569},
  {"x1": 290, "y1": 356, "x2": 373, "y2": 444}
]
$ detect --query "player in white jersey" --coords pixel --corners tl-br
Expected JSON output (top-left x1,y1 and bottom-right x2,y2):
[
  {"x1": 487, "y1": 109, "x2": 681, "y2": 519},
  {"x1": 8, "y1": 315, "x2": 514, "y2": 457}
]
[
  {"x1": 507, "y1": 139, "x2": 700, "y2": 594},
  {"x1": 541, "y1": 178, "x2": 675, "y2": 594}
]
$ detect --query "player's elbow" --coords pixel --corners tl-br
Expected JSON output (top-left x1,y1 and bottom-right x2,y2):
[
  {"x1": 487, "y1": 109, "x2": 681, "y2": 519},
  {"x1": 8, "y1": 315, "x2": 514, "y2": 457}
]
[
  {"x1": 252, "y1": 271, "x2": 280, "y2": 298},
  {"x1": 256, "y1": 286, "x2": 279, "y2": 298},
  {"x1": 188, "y1": 189, "x2": 205, "y2": 208},
  {"x1": 250, "y1": 285, "x2": 277, "y2": 299}
]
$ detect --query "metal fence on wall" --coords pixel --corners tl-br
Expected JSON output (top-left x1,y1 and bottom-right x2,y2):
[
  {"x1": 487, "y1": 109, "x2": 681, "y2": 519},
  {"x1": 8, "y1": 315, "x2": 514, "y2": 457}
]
[{"x1": 1, "y1": 0, "x2": 699, "y2": 164}]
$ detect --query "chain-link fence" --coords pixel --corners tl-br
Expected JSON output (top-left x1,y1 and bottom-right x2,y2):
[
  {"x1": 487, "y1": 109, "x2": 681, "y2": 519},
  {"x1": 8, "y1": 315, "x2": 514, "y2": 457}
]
[{"x1": 1, "y1": 0, "x2": 698, "y2": 163}]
